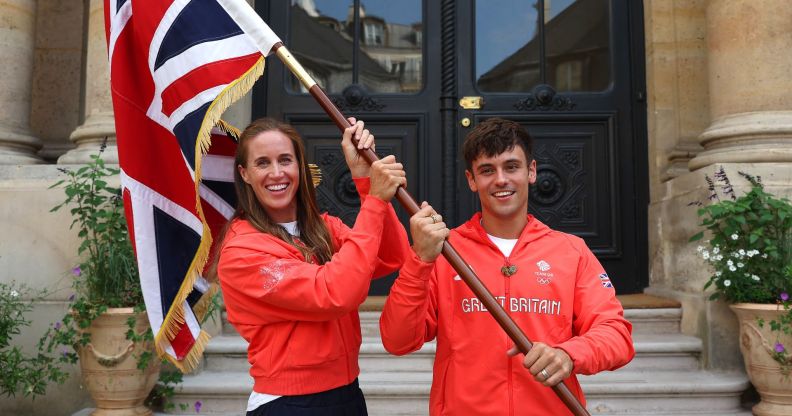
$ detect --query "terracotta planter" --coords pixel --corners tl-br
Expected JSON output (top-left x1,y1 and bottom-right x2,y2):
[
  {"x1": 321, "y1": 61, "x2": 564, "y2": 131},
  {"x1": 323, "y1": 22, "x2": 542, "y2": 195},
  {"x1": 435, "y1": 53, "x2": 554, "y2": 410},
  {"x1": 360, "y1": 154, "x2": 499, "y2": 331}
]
[
  {"x1": 77, "y1": 307, "x2": 160, "y2": 416},
  {"x1": 731, "y1": 303, "x2": 792, "y2": 416}
]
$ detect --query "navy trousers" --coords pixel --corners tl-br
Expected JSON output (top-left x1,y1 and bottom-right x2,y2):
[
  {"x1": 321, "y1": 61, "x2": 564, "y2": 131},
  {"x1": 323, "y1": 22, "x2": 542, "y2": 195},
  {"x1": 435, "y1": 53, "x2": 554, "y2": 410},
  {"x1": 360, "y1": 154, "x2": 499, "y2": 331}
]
[{"x1": 247, "y1": 379, "x2": 368, "y2": 416}]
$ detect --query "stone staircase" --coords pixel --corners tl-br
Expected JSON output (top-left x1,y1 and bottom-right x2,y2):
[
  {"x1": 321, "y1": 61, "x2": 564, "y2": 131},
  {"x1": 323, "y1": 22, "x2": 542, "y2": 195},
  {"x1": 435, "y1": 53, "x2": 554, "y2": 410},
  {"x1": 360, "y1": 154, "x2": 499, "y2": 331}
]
[{"x1": 164, "y1": 303, "x2": 751, "y2": 416}]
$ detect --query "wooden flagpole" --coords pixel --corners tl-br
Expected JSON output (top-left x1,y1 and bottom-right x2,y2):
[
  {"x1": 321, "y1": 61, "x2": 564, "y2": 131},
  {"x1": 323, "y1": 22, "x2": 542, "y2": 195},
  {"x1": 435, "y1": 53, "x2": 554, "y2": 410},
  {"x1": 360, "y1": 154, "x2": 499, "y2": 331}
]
[{"x1": 272, "y1": 42, "x2": 591, "y2": 416}]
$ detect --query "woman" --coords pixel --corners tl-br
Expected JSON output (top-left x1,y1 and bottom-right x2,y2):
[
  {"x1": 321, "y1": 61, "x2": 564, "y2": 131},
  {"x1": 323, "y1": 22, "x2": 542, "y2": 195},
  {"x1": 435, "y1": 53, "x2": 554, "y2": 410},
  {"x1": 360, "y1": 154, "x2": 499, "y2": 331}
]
[{"x1": 215, "y1": 117, "x2": 408, "y2": 415}]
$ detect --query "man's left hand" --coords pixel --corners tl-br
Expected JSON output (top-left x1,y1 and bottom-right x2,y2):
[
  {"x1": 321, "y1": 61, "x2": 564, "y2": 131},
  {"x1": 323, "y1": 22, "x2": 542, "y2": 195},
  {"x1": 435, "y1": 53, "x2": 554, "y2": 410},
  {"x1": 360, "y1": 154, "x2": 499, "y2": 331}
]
[{"x1": 507, "y1": 342, "x2": 574, "y2": 387}]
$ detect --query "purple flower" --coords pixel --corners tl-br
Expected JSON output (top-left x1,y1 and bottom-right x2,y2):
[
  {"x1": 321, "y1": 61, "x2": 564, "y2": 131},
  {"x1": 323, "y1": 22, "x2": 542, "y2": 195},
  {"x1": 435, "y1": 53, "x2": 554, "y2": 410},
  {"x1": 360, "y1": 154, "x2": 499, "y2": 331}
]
[
  {"x1": 61, "y1": 348, "x2": 69, "y2": 358},
  {"x1": 781, "y1": 292, "x2": 790, "y2": 302},
  {"x1": 71, "y1": 266, "x2": 81, "y2": 276},
  {"x1": 54, "y1": 321, "x2": 61, "y2": 330},
  {"x1": 68, "y1": 293, "x2": 75, "y2": 302},
  {"x1": 194, "y1": 401, "x2": 202, "y2": 413},
  {"x1": 775, "y1": 342, "x2": 786, "y2": 353}
]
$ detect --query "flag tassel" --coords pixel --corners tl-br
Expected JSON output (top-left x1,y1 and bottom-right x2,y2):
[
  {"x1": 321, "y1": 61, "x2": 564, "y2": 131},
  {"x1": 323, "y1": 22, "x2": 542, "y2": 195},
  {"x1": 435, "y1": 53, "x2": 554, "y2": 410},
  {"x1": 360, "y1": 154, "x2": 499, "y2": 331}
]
[{"x1": 155, "y1": 56, "x2": 266, "y2": 372}]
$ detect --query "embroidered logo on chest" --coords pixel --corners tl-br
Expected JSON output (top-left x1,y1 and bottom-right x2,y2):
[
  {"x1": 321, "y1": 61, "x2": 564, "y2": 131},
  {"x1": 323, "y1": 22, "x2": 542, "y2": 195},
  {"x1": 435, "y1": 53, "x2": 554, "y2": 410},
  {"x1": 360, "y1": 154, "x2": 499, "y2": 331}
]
[{"x1": 534, "y1": 260, "x2": 554, "y2": 285}]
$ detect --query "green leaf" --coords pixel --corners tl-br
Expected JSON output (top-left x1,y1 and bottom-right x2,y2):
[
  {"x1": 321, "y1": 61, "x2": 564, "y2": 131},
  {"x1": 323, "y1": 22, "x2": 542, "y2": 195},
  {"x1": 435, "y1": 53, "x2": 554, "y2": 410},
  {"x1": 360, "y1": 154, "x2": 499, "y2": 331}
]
[{"x1": 689, "y1": 231, "x2": 704, "y2": 242}]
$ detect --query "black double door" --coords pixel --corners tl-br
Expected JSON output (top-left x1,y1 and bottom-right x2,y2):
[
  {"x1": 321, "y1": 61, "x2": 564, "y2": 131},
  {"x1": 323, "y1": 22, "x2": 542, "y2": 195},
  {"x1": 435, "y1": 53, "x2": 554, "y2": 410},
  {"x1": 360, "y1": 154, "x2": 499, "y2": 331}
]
[{"x1": 253, "y1": 0, "x2": 647, "y2": 294}]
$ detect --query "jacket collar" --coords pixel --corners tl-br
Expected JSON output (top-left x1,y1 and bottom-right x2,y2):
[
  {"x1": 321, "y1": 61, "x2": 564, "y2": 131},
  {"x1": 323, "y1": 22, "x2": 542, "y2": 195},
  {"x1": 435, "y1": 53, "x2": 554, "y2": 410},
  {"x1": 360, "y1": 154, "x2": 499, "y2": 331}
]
[{"x1": 456, "y1": 212, "x2": 552, "y2": 250}]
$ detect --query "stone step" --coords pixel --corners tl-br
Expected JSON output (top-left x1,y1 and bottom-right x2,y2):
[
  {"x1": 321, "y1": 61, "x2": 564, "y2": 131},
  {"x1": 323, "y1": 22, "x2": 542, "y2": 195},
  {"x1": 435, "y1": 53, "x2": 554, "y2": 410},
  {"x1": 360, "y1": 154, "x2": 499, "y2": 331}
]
[
  {"x1": 191, "y1": 305, "x2": 748, "y2": 416},
  {"x1": 163, "y1": 370, "x2": 749, "y2": 416},
  {"x1": 623, "y1": 308, "x2": 681, "y2": 335},
  {"x1": 580, "y1": 371, "x2": 750, "y2": 415},
  {"x1": 201, "y1": 330, "x2": 702, "y2": 373}
]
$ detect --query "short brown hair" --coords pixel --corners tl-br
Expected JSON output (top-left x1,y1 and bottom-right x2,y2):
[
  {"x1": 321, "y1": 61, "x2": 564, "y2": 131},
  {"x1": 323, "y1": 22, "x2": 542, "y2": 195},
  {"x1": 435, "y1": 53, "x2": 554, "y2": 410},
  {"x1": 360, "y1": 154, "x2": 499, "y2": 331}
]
[{"x1": 462, "y1": 118, "x2": 533, "y2": 170}]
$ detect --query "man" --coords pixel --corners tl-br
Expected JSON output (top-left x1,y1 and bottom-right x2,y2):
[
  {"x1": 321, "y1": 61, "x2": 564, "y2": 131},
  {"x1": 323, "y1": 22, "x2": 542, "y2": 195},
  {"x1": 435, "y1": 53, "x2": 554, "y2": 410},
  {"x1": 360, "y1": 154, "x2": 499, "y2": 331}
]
[{"x1": 380, "y1": 118, "x2": 635, "y2": 415}]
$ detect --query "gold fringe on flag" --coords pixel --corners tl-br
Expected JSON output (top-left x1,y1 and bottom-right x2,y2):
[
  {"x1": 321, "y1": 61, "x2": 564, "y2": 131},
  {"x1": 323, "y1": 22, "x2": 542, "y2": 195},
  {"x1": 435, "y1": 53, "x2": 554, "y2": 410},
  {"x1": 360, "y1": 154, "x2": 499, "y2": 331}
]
[
  {"x1": 154, "y1": 56, "x2": 266, "y2": 373},
  {"x1": 215, "y1": 118, "x2": 241, "y2": 141},
  {"x1": 309, "y1": 163, "x2": 322, "y2": 187}
]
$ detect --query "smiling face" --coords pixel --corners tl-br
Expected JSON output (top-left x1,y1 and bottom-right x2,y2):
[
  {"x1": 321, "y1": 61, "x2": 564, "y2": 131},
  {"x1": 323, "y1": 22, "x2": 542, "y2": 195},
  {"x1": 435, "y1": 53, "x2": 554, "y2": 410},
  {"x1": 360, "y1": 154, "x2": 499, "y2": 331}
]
[
  {"x1": 465, "y1": 145, "x2": 536, "y2": 231},
  {"x1": 237, "y1": 130, "x2": 300, "y2": 223}
]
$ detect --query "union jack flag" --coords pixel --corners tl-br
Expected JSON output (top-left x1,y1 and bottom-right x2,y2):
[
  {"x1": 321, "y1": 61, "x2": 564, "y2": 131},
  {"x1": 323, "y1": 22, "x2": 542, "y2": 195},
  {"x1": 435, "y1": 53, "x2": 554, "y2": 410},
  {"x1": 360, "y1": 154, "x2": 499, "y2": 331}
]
[
  {"x1": 104, "y1": 0, "x2": 280, "y2": 370},
  {"x1": 599, "y1": 273, "x2": 613, "y2": 289}
]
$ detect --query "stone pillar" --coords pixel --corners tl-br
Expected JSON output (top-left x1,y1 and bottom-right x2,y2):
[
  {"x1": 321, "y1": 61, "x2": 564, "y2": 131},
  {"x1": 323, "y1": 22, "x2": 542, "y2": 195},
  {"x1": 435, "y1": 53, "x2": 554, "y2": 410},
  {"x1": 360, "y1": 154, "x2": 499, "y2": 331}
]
[
  {"x1": 645, "y1": 0, "x2": 709, "y2": 184},
  {"x1": 58, "y1": 0, "x2": 117, "y2": 164},
  {"x1": 689, "y1": 0, "x2": 792, "y2": 170},
  {"x1": 0, "y1": 0, "x2": 44, "y2": 164}
]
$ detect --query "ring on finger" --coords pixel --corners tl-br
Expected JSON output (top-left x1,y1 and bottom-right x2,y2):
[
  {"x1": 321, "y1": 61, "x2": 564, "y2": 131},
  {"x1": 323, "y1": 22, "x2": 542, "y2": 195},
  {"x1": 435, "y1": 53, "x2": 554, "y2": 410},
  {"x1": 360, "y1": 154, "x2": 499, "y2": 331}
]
[
  {"x1": 540, "y1": 369, "x2": 550, "y2": 380},
  {"x1": 430, "y1": 214, "x2": 440, "y2": 224}
]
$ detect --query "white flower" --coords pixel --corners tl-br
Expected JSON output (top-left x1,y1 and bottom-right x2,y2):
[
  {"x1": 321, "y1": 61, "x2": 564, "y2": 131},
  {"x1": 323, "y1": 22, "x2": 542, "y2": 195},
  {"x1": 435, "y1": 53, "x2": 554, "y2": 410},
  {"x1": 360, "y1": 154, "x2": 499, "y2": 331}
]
[
  {"x1": 731, "y1": 233, "x2": 739, "y2": 240},
  {"x1": 697, "y1": 246, "x2": 704, "y2": 252},
  {"x1": 715, "y1": 271, "x2": 722, "y2": 277},
  {"x1": 713, "y1": 247, "x2": 720, "y2": 254},
  {"x1": 724, "y1": 280, "x2": 732, "y2": 286},
  {"x1": 727, "y1": 259, "x2": 734, "y2": 266},
  {"x1": 729, "y1": 265, "x2": 737, "y2": 272},
  {"x1": 9, "y1": 290, "x2": 18, "y2": 298},
  {"x1": 738, "y1": 249, "x2": 745, "y2": 256},
  {"x1": 702, "y1": 252, "x2": 710, "y2": 260},
  {"x1": 737, "y1": 262, "x2": 744, "y2": 268},
  {"x1": 762, "y1": 253, "x2": 768, "y2": 259},
  {"x1": 752, "y1": 275, "x2": 761, "y2": 281},
  {"x1": 715, "y1": 254, "x2": 723, "y2": 261}
]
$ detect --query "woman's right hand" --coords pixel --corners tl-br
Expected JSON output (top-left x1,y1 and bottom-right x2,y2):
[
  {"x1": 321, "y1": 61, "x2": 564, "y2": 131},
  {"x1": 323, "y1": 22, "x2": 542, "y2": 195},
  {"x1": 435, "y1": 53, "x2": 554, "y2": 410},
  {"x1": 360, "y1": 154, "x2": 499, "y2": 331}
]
[{"x1": 369, "y1": 155, "x2": 406, "y2": 202}]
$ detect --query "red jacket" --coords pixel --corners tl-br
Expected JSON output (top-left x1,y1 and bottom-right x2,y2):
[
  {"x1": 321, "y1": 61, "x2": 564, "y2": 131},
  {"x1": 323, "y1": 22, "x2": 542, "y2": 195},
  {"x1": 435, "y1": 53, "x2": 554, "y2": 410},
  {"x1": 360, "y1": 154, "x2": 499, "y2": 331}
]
[
  {"x1": 380, "y1": 214, "x2": 634, "y2": 416},
  {"x1": 218, "y1": 178, "x2": 407, "y2": 395}
]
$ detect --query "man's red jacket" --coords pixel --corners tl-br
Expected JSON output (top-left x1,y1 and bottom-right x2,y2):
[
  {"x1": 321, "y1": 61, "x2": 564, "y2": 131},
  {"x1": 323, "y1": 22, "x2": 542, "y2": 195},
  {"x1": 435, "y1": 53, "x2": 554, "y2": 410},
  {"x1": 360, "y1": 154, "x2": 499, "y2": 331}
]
[{"x1": 381, "y1": 213, "x2": 635, "y2": 415}]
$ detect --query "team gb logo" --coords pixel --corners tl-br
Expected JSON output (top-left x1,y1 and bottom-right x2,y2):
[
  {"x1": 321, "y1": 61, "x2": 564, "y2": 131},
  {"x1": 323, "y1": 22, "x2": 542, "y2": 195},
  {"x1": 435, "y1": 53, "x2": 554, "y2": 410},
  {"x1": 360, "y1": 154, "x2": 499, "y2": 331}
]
[{"x1": 535, "y1": 260, "x2": 553, "y2": 285}]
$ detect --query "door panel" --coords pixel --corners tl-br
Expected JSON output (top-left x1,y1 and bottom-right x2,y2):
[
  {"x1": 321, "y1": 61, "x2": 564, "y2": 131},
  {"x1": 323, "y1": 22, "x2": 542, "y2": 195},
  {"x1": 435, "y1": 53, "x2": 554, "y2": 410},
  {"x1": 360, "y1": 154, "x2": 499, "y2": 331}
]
[
  {"x1": 254, "y1": 0, "x2": 646, "y2": 294},
  {"x1": 456, "y1": 0, "x2": 643, "y2": 293}
]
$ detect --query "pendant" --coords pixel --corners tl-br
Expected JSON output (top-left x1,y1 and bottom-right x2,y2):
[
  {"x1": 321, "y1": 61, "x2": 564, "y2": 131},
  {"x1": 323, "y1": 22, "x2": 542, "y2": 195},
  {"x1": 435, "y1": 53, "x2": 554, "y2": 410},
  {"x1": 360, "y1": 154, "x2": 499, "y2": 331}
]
[{"x1": 501, "y1": 264, "x2": 517, "y2": 277}]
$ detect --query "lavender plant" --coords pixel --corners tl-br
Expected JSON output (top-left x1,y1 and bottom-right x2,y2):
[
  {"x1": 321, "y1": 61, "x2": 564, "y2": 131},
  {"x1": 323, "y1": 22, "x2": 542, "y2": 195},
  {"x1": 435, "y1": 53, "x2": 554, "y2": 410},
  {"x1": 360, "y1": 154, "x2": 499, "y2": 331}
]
[{"x1": 690, "y1": 167, "x2": 792, "y2": 373}]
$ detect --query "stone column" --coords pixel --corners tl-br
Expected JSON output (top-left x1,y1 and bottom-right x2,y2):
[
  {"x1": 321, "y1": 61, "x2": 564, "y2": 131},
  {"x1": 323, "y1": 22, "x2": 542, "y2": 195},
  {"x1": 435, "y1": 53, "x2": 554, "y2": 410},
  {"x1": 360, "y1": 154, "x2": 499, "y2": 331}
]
[
  {"x1": 689, "y1": 0, "x2": 792, "y2": 170},
  {"x1": 0, "y1": 0, "x2": 44, "y2": 164},
  {"x1": 58, "y1": 0, "x2": 117, "y2": 164}
]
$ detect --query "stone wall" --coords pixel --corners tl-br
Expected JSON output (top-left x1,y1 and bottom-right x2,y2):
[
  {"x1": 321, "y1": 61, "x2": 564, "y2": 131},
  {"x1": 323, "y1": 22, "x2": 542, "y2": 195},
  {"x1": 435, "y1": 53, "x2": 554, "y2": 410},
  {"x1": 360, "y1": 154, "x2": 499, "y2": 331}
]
[{"x1": 645, "y1": 0, "x2": 792, "y2": 369}]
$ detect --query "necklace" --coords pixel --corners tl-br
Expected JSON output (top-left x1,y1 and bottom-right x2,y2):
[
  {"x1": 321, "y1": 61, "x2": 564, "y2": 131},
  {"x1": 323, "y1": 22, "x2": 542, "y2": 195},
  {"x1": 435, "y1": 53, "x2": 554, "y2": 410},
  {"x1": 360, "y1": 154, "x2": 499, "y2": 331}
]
[
  {"x1": 501, "y1": 263, "x2": 517, "y2": 277},
  {"x1": 482, "y1": 219, "x2": 519, "y2": 277}
]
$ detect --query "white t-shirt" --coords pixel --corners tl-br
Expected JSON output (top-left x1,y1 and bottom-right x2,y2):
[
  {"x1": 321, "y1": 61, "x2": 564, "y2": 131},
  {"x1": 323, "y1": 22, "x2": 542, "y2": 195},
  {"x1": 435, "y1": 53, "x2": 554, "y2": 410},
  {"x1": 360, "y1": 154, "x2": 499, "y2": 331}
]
[
  {"x1": 487, "y1": 233, "x2": 518, "y2": 258},
  {"x1": 247, "y1": 220, "x2": 300, "y2": 411}
]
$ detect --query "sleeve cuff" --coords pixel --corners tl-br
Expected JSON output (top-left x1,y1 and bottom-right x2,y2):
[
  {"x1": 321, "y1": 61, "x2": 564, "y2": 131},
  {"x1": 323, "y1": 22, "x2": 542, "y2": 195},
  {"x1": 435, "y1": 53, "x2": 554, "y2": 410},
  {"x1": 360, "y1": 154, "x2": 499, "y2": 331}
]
[
  {"x1": 353, "y1": 177, "x2": 371, "y2": 196},
  {"x1": 401, "y1": 250, "x2": 435, "y2": 281},
  {"x1": 360, "y1": 192, "x2": 388, "y2": 214},
  {"x1": 555, "y1": 338, "x2": 587, "y2": 373}
]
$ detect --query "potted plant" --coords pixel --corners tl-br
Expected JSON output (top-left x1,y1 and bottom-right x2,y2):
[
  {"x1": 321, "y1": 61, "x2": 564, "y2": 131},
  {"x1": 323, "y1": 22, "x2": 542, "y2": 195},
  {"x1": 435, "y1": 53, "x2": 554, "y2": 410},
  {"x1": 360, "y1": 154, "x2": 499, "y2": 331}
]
[
  {"x1": 39, "y1": 144, "x2": 160, "y2": 416},
  {"x1": 691, "y1": 168, "x2": 792, "y2": 416}
]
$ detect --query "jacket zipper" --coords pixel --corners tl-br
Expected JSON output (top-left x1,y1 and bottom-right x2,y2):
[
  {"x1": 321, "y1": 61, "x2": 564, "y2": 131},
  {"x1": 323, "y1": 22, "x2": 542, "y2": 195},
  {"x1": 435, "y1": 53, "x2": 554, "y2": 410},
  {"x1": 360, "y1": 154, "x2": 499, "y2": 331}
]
[{"x1": 505, "y1": 252, "x2": 514, "y2": 416}]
